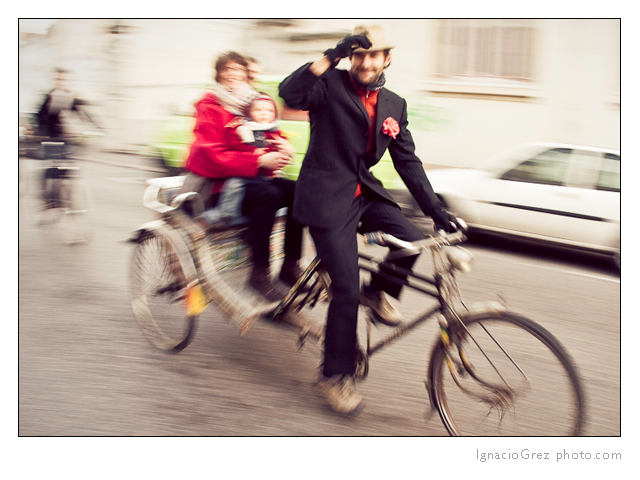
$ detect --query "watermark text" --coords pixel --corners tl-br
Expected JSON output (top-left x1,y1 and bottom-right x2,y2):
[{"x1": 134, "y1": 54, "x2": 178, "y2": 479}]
[{"x1": 476, "y1": 449, "x2": 621, "y2": 463}]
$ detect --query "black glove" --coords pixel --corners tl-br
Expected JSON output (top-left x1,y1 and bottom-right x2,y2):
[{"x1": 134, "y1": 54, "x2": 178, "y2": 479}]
[
  {"x1": 432, "y1": 209, "x2": 460, "y2": 234},
  {"x1": 324, "y1": 34, "x2": 372, "y2": 64}
]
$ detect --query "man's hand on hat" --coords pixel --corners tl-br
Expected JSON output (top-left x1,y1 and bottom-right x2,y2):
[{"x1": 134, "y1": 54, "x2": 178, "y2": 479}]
[{"x1": 324, "y1": 34, "x2": 372, "y2": 64}]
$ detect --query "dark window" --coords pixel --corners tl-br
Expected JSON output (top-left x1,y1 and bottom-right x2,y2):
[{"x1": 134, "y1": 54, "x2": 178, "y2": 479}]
[
  {"x1": 596, "y1": 153, "x2": 620, "y2": 192},
  {"x1": 501, "y1": 148, "x2": 572, "y2": 185}
]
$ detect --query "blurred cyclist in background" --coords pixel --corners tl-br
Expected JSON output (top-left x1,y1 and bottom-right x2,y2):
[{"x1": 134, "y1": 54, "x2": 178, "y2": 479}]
[
  {"x1": 37, "y1": 68, "x2": 100, "y2": 139},
  {"x1": 36, "y1": 68, "x2": 99, "y2": 204}
]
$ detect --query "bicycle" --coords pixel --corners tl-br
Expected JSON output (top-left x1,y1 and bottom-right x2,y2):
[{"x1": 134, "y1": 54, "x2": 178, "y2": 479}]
[
  {"x1": 28, "y1": 136, "x2": 96, "y2": 244},
  {"x1": 128, "y1": 176, "x2": 585, "y2": 436}
]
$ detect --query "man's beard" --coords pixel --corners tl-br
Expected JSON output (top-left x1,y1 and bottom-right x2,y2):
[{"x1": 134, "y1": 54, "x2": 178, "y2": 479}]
[
  {"x1": 351, "y1": 68, "x2": 387, "y2": 91},
  {"x1": 353, "y1": 66, "x2": 382, "y2": 84}
]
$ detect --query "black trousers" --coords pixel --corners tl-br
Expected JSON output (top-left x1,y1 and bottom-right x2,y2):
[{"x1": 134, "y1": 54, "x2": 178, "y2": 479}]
[
  {"x1": 309, "y1": 194, "x2": 424, "y2": 377},
  {"x1": 241, "y1": 176, "x2": 304, "y2": 271}
]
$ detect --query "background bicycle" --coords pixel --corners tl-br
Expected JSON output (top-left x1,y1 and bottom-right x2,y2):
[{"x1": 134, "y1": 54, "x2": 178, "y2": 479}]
[{"x1": 24, "y1": 132, "x2": 103, "y2": 245}]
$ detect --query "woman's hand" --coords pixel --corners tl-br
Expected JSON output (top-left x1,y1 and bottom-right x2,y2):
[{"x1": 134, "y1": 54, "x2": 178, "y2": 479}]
[
  {"x1": 258, "y1": 151, "x2": 291, "y2": 171},
  {"x1": 269, "y1": 135, "x2": 296, "y2": 158}
]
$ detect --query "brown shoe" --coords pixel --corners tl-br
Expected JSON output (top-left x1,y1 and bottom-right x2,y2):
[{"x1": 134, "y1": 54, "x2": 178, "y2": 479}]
[
  {"x1": 360, "y1": 288, "x2": 403, "y2": 327},
  {"x1": 249, "y1": 268, "x2": 287, "y2": 302},
  {"x1": 313, "y1": 374, "x2": 363, "y2": 415}
]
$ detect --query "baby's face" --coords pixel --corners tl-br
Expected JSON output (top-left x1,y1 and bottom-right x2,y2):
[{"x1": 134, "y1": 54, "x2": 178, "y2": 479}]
[{"x1": 250, "y1": 101, "x2": 276, "y2": 124}]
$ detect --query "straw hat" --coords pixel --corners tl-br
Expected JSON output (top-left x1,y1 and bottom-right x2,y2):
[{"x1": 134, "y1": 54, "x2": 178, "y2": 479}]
[{"x1": 352, "y1": 24, "x2": 395, "y2": 53}]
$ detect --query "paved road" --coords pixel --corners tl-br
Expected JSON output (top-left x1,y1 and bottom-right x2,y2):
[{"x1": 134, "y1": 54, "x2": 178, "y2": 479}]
[{"x1": 18, "y1": 153, "x2": 620, "y2": 437}]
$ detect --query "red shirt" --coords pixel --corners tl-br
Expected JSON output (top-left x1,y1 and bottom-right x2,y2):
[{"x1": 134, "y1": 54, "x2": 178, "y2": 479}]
[{"x1": 350, "y1": 75, "x2": 380, "y2": 196}]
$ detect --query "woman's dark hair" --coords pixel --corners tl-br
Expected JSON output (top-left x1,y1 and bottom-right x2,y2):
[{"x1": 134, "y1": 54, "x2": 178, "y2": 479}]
[{"x1": 214, "y1": 51, "x2": 249, "y2": 83}]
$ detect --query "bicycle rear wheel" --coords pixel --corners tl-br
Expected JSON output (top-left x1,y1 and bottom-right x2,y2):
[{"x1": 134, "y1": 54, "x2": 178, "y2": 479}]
[
  {"x1": 428, "y1": 310, "x2": 585, "y2": 436},
  {"x1": 129, "y1": 232, "x2": 197, "y2": 352},
  {"x1": 58, "y1": 180, "x2": 92, "y2": 244}
]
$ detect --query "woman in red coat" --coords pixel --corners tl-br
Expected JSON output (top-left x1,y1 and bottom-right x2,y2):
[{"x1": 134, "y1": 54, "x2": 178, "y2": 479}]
[{"x1": 184, "y1": 52, "x2": 304, "y2": 302}]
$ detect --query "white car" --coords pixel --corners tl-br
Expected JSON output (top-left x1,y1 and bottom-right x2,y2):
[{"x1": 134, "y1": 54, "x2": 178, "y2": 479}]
[{"x1": 425, "y1": 143, "x2": 620, "y2": 268}]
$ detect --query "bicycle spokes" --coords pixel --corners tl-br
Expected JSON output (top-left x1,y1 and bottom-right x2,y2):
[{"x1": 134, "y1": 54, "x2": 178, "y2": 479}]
[
  {"x1": 432, "y1": 311, "x2": 582, "y2": 436},
  {"x1": 444, "y1": 322, "x2": 531, "y2": 405}
]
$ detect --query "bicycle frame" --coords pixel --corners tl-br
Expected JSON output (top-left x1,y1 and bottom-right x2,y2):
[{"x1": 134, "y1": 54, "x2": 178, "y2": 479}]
[
  {"x1": 129, "y1": 179, "x2": 585, "y2": 435},
  {"x1": 265, "y1": 231, "x2": 469, "y2": 372},
  {"x1": 41, "y1": 141, "x2": 82, "y2": 192},
  {"x1": 132, "y1": 178, "x2": 470, "y2": 354}
]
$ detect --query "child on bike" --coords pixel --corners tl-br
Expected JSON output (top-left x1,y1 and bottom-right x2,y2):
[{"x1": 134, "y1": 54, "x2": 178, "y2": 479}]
[{"x1": 207, "y1": 93, "x2": 295, "y2": 226}]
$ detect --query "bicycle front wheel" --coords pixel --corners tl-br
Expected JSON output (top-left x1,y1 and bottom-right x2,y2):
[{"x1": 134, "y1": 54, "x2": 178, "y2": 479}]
[
  {"x1": 129, "y1": 232, "x2": 197, "y2": 352},
  {"x1": 29, "y1": 176, "x2": 61, "y2": 226},
  {"x1": 428, "y1": 310, "x2": 585, "y2": 436}
]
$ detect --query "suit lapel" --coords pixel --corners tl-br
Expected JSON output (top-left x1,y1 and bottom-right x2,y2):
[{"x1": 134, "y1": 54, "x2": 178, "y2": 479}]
[
  {"x1": 375, "y1": 89, "x2": 391, "y2": 136},
  {"x1": 375, "y1": 89, "x2": 393, "y2": 157},
  {"x1": 342, "y1": 71, "x2": 370, "y2": 125}
]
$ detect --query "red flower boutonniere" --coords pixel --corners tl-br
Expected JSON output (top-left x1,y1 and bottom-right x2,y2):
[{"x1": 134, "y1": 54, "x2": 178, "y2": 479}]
[{"x1": 381, "y1": 117, "x2": 400, "y2": 139}]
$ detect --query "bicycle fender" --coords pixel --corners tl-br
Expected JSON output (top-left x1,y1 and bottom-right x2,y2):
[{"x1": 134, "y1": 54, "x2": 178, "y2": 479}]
[
  {"x1": 462, "y1": 301, "x2": 508, "y2": 317},
  {"x1": 128, "y1": 220, "x2": 199, "y2": 286},
  {"x1": 127, "y1": 220, "x2": 166, "y2": 243}
]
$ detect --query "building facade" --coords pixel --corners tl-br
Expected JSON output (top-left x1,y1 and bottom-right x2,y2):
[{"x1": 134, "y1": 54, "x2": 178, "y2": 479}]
[{"x1": 19, "y1": 19, "x2": 620, "y2": 167}]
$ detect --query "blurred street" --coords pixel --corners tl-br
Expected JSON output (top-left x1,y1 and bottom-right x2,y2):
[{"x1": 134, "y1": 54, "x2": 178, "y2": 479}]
[{"x1": 18, "y1": 152, "x2": 620, "y2": 436}]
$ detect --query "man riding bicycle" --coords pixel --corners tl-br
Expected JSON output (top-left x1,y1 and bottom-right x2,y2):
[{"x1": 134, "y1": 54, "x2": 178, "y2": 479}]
[{"x1": 279, "y1": 24, "x2": 461, "y2": 414}]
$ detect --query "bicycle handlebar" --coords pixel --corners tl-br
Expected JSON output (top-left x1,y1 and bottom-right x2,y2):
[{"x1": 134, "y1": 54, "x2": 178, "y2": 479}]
[
  {"x1": 39, "y1": 131, "x2": 105, "y2": 146},
  {"x1": 363, "y1": 232, "x2": 417, "y2": 251},
  {"x1": 362, "y1": 229, "x2": 466, "y2": 251}
]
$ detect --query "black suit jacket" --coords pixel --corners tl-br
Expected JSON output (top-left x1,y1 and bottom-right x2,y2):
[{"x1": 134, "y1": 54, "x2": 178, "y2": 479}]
[{"x1": 279, "y1": 63, "x2": 443, "y2": 229}]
